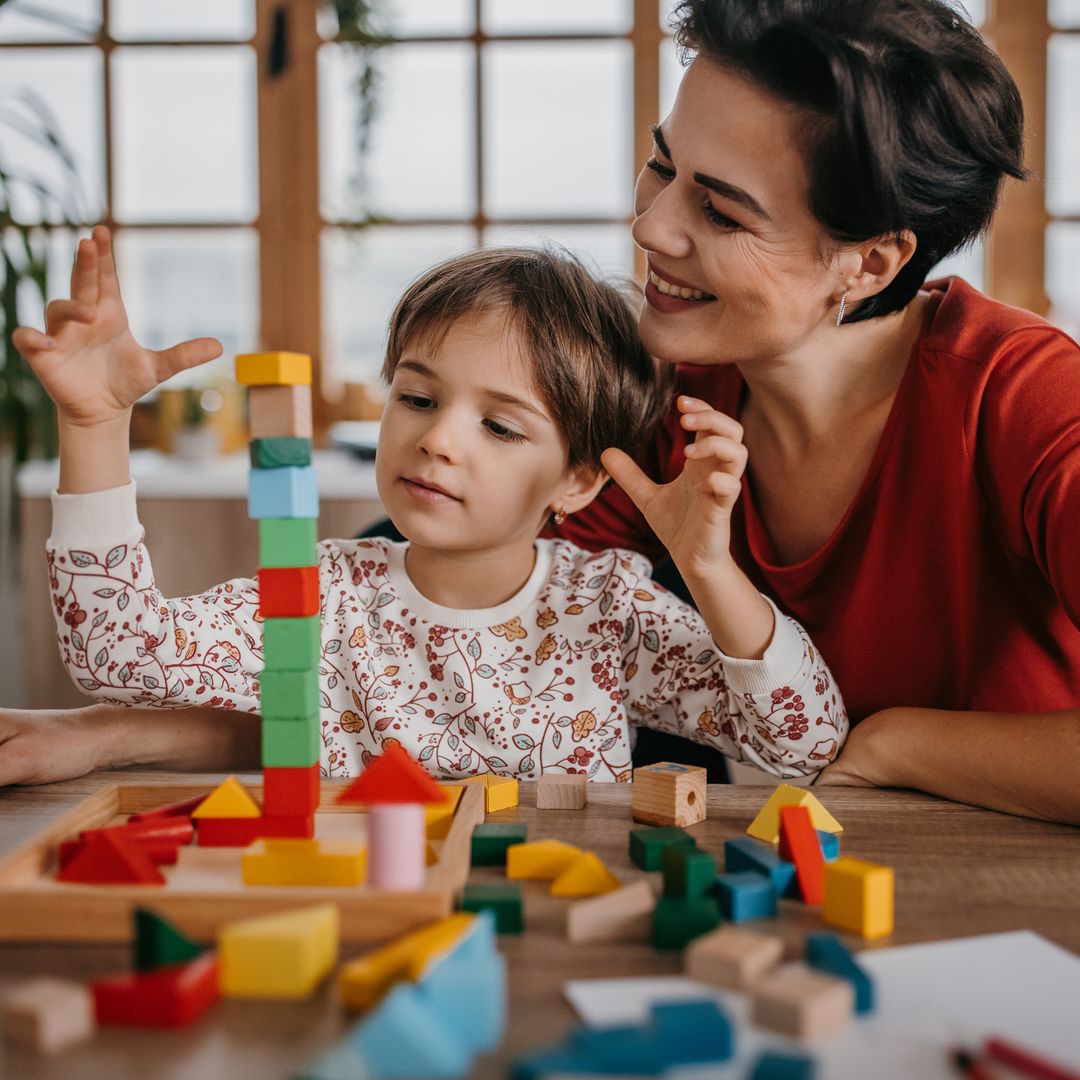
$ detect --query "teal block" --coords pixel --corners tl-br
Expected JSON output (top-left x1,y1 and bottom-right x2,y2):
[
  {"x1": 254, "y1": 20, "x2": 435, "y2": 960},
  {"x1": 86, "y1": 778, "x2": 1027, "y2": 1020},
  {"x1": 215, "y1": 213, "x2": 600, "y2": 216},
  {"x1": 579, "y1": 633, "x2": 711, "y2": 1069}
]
[
  {"x1": 652, "y1": 999, "x2": 733, "y2": 1066},
  {"x1": 817, "y1": 830, "x2": 840, "y2": 861},
  {"x1": 725, "y1": 836, "x2": 797, "y2": 894},
  {"x1": 662, "y1": 845, "x2": 717, "y2": 898},
  {"x1": 251, "y1": 436, "x2": 312, "y2": 469},
  {"x1": 262, "y1": 718, "x2": 320, "y2": 768},
  {"x1": 806, "y1": 932, "x2": 874, "y2": 1014},
  {"x1": 568, "y1": 1026, "x2": 666, "y2": 1074},
  {"x1": 263, "y1": 616, "x2": 321, "y2": 672},
  {"x1": 248, "y1": 465, "x2": 319, "y2": 519},
  {"x1": 471, "y1": 823, "x2": 528, "y2": 866},
  {"x1": 652, "y1": 895, "x2": 720, "y2": 950},
  {"x1": 259, "y1": 518, "x2": 318, "y2": 568},
  {"x1": 259, "y1": 669, "x2": 319, "y2": 720},
  {"x1": 460, "y1": 884, "x2": 523, "y2": 934},
  {"x1": 713, "y1": 871, "x2": 778, "y2": 922},
  {"x1": 749, "y1": 1051, "x2": 817, "y2": 1080},
  {"x1": 629, "y1": 826, "x2": 697, "y2": 870}
]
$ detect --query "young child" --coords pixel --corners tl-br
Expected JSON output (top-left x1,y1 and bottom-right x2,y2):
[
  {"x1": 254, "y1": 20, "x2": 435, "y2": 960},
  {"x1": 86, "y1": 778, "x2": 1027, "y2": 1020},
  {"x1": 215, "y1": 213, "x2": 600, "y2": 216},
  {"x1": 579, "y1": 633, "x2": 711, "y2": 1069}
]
[{"x1": 15, "y1": 227, "x2": 847, "y2": 782}]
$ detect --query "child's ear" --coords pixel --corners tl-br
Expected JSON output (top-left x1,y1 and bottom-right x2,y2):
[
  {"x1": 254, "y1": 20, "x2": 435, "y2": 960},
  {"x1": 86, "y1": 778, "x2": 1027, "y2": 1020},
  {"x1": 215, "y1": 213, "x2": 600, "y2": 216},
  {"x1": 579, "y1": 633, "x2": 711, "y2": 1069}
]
[{"x1": 556, "y1": 466, "x2": 609, "y2": 516}]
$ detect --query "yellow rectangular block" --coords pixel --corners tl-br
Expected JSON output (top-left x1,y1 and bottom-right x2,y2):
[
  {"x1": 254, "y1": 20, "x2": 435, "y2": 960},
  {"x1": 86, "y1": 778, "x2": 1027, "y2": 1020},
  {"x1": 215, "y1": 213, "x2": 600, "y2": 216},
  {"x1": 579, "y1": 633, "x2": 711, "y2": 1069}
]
[
  {"x1": 506, "y1": 839, "x2": 581, "y2": 880},
  {"x1": 236, "y1": 351, "x2": 312, "y2": 386},
  {"x1": 746, "y1": 784, "x2": 843, "y2": 844},
  {"x1": 339, "y1": 913, "x2": 475, "y2": 1011},
  {"x1": 219, "y1": 903, "x2": 338, "y2": 999},
  {"x1": 242, "y1": 838, "x2": 366, "y2": 887},
  {"x1": 425, "y1": 784, "x2": 464, "y2": 840},
  {"x1": 458, "y1": 774, "x2": 519, "y2": 813},
  {"x1": 822, "y1": 857, "x2": 894, "y2": 940}
]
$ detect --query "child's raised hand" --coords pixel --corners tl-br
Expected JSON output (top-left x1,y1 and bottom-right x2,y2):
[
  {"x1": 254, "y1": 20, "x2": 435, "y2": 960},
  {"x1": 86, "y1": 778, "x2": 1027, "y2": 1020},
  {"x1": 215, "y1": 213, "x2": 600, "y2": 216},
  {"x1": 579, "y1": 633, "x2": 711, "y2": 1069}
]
[
  {"x1": 11, "y1": 225, "x2": 222, "y2": 428},
  {"x1": 601, "y1": 396, "x2": 747, "y2": 579}
]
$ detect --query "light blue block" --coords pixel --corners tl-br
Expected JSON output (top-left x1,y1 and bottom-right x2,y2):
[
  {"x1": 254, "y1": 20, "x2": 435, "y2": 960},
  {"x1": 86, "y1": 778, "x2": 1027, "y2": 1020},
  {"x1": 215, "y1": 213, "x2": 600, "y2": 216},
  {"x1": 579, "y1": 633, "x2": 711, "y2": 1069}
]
[
  {"x1": 651, "y1": 999, "x2": 733, "y2": 1066},
  {"x1": 293, "y1": 1038, "x2": 370, "y2": 1080},
  {"x1": 724, "y1": 836, "x2": 797, "y2": 895},
  {"x1": 817, "y1": 830, "x2": 840, "y2": 861},
  {"x1": 714, "y1": 871, "x2": 778, "y2": 922},
  {"x1": 350, "y1": 983, "x2": 471, "y2": 1079},
  {"x1": 248, "y1": 465, "x2": 319, "y2": 520}
]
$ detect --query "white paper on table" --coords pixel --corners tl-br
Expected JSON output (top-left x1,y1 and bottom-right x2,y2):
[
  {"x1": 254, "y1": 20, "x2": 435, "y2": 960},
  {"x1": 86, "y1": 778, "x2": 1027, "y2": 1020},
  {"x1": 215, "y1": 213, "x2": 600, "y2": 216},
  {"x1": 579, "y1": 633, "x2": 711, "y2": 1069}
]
[{"x1": 563, "y1": 931, "x2": 1080, "y2": 1079}]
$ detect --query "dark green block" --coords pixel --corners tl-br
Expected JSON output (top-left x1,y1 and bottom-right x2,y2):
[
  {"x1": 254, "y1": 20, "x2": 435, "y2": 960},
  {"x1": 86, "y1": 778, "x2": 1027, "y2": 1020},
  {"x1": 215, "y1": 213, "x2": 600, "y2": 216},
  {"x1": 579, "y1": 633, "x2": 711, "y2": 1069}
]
[
  {"x1": 662, "y1": 846, "x2": 718, "y2": 899},
  {"x1": 471, "y1": 823, "x2": 528, "y2": 866},
  {"x1": 259, "y1": 518, "x2": 318, "y2": 568},
  {"x1": 652, "y1": 895, "x2": 720, "y2": 950},
  {"x1": 262, "y1": 718, "x2": 320, "y2": 768},
  {"x1": 260, "y1": 669, "x2": 320, "y2": 720},
  {"x1": 629, "y1": 826, "x2": 697, "y2": 871},
  {"x1": 460, "y1": 883, "x2": 524, "y2": 934},
  {"x1": 133, "y1": 908, "x2": 203, "y2": 971},
  {"x1": 251, "y1": 436, "x2": 313, "y2": 469},
  {"x1": 264, "y1": 616, "x2": 321, "y2": 672}
]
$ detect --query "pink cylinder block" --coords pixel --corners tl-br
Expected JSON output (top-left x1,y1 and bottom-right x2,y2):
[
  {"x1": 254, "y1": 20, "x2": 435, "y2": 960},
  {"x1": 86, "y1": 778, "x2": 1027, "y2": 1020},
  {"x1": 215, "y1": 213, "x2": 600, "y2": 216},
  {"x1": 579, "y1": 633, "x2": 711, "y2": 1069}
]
[{"x1": 366, "y1": 803, "x2": 426, "y2": 890}]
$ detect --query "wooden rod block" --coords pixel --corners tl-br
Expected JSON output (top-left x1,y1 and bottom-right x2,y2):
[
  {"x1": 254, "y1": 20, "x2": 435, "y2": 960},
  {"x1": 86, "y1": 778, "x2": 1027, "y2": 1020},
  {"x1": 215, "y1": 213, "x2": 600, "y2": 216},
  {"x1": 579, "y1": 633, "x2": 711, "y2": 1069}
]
[
  {"x1": 536, "y1": 773, "x2": 588, "y2": 810},
  {"x1": 685, "y1": 926, "x2": 783, "y2": 991},
  {"x1": 566, "y1": 879, "x2": 656, "y2": 944},
  {"x1": 751, "y1": 963, "x2": 853, "y2": 1042}
]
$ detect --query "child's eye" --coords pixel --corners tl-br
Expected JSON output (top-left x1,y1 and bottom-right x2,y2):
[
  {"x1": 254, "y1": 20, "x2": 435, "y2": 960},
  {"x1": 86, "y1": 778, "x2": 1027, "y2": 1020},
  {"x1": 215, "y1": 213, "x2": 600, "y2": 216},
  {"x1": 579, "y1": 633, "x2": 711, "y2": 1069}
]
[
  {"x1": 704, "y1": 203, "x2": 742, "y2": 230},
  {"x1": 645, "y1": 157, "x2": 675, "y2": 182},
  {"x1": 484, "y1": 419, "x2": 526, "y2": 443},
  {"x1": 399, "y1": 393, "x2": 435, "y2": 409}
]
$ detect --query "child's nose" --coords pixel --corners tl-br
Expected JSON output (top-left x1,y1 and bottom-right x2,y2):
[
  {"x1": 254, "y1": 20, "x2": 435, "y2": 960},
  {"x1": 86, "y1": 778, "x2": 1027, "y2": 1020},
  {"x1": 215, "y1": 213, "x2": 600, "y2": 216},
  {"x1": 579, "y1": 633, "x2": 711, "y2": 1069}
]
[{"x1": 417, "y1": 415, "x2": 460, "y2": 460}]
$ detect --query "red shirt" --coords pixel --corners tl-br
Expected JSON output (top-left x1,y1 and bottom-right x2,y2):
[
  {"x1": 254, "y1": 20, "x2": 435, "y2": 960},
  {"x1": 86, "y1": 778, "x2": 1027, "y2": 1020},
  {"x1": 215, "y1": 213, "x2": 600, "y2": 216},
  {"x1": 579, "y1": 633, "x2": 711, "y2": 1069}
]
[{"x1": 559, "y1": 277, "x2": 1080, "y2": 722}]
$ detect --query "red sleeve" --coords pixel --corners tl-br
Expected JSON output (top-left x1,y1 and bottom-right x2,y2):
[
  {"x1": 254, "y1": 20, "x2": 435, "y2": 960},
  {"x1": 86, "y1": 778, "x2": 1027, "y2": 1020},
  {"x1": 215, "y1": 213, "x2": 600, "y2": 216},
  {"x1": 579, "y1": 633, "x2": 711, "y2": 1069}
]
[{"x1": 974, "y1": 326, "x2": 1080, "y2": 630}]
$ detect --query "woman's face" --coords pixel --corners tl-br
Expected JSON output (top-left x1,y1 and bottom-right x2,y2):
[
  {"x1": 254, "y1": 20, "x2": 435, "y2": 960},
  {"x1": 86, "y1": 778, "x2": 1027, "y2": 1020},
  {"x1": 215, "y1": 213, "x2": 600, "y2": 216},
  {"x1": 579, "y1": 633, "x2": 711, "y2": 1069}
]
[{"x1": 633, "y1": 56, "x2": 845, "y2": 366}]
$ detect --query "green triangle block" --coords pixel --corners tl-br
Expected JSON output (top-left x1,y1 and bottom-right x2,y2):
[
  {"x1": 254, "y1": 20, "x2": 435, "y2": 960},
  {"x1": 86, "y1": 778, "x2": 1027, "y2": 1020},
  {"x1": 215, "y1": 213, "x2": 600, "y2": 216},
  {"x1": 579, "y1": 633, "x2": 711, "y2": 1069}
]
[{"x1": 133, "y1": 908, "x2": 203, "y2": 970}]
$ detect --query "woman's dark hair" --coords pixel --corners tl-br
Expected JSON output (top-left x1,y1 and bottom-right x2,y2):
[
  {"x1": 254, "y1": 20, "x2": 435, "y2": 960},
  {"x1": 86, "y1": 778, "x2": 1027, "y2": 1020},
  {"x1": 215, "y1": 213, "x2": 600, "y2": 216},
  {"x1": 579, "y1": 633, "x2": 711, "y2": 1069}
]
[{"x1": 672, "y1": 0, "x2": 1028, "y2": 321}]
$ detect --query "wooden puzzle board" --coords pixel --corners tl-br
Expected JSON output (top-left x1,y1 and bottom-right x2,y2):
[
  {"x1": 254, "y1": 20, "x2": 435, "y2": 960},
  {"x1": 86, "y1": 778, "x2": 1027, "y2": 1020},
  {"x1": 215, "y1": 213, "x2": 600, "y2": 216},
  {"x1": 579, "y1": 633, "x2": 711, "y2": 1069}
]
[{"x1": 0, "y1": 780, "x2": 483, "y2": 946}]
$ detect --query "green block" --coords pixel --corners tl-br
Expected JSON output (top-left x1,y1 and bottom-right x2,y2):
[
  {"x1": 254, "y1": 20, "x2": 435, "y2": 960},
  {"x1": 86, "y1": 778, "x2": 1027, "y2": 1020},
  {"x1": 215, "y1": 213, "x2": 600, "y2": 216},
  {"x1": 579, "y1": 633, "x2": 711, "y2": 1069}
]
[
  {"x1": 662, "y1": 846, "x2": 718, "y2": 899},
  {"x1": 471, "y1": 823, "x2": 528, "y2": 866},
  {"x1": 460, "y1": 883, "x2": 524, "y2": 934},
  {"x1": 652, "y1": 895, "x2": 720, "y2": 950},
  {"x1": 629, "y1": 826, "x2": 697, "y2": 871},
  {"x1": 262, "y1": 718, "x2": 320, "y2": 768},
  {"x1": 259, "y1": 518, "x2": 318, "y2": 568},
  {"x1": 133, "y1": 908, "x2": 203, "y2": 971},
  {"x1": 250, "y1": 436, "x2": 312, "y2": 469},
  {"x1": 260, "y1": 669, "x2": 319, "y2": 720},
  {"x1": 264, "y1": 616, "x2": 321, "y2": 672}
]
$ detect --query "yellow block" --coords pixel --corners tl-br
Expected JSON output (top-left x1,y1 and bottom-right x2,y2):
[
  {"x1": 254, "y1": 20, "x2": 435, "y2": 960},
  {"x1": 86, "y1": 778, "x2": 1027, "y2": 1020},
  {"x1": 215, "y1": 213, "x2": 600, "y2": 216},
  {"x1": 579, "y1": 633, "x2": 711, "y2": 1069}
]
[
  {"x1": 192, "y1": 775, "x2": 261, "y2": 819},
  {"x1": 549, "y1": 851, "x2": 621, "y2": 898},
  {"x1": 822, "y1": 858, "x2": 894, "y2": 940},
  {"x1": 235, "y1": 351, "x2": 312, "y2": 386},
  {"x1": 219, "y1": 903, "x2": 338, "y2": 999},
  {"x1": 339, "y1": 913, "x2": 475, "y2": 1011},
  {"x1": 458, "y1": 774, "x2": 519, "y2": 813},
  {"x1": 745, "y1": 784, "x2": 843, "y2": 844},
  {"x1": 506, "y1": 839, "x2": 581, "y2": 880},
  {"x1": 425, "y1": 784, "x2": 463, "y2": 840},
  {"x1": 242, "y1": 838, "x2": 366, "y2": 887}
]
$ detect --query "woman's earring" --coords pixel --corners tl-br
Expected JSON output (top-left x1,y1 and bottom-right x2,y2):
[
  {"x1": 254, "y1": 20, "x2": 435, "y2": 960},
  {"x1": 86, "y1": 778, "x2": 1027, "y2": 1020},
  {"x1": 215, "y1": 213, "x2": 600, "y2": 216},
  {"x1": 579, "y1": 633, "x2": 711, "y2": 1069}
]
[
  {"x1": 553, "y1": 508, "x2": 567, "y2": 526},
  {"x1": 836, "y1": 292, "x2": 848, "y2": 327}
]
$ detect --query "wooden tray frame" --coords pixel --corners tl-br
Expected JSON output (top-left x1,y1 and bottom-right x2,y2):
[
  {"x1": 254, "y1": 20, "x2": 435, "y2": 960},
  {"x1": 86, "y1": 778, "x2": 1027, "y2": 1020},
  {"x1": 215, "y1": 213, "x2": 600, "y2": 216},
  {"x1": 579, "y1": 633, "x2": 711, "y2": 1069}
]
[{"x1": 0, "y1": 779, "x2": 484, "y2": 945}]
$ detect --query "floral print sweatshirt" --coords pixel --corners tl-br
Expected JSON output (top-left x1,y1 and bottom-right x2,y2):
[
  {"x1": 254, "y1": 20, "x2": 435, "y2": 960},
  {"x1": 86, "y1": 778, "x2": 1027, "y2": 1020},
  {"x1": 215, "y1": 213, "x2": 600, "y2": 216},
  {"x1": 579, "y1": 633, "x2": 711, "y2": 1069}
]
[{"x1": 47, "y1": 483, "x2": 847, "y2": 781}]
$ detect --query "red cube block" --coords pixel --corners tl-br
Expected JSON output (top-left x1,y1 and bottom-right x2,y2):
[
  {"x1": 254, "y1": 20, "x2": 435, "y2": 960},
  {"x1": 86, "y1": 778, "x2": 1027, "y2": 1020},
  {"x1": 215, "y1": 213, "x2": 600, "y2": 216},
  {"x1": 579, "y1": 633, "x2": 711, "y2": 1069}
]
[
  {"x1": 92, "y1": 953, "x2": 219, "y2": 1027},
  {"x1": 263, "y1": 764, "x2": 321, "y2": 818},
  {"x1": 195, "y1": 815, "x2": 314, "y2": 847},
  {"x1": 258, "y1": 566, "x2": 320, "y2": 617}
]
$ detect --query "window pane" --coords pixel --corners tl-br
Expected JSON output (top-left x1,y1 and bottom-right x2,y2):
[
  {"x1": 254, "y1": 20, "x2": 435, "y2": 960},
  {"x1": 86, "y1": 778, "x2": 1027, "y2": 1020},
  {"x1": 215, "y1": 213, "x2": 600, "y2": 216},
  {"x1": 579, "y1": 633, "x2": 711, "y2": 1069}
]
[
  {"x1": 110, "y1": 0, "x2": 254, "y2": 41},
  {"x1": 1047, "y1": 223, "x2": 1080, "y2": 336},
  {"x1": 112, "y1": 47, "x2": 257, "y2": 223},
  {"x1": 660, "y1": 37, "x2": 685, "y2": 121},
  {"x1": 0, "y1": 49, "x2": 105, "y2": 224},
  {"x1": 660, "y1": 0, "x2": 681, "y2": 31},
  {"x1": 114, "y1": 229, "x2": 259, "y2": 386},
  {"x1": 0, "y1": 0, "x2": 99, "y2": 42},
  {"x1": 320, "y1": 42, "x2": 474, "y2": 221},
  {"x1": 385, "y1": 0, "x2": 474, "y2": 36},
  {"x1": 6, "y1": 227, "x2": 78, "y2": 330},
  {"x1": 928, "y1": 238, "x2": 985, "y2": 294},
  {"x1": 482, "y1": 223, "x2": 635, "y2": 278},
  {"x1": 484, "y1": 42, "x2": 632, "y2": 218},
  {"x1": 1050, "y1": 0, "x2": 1080, "y2": 28},
  {"x1": 323, "y1": 225, "x2": 477, "y2": 382},
  {"x1": 1047, "y1": 35, "x2": 1080, "y2": 216},
  {"x1": 484, "y1": 0, "x2": 631, "y2": 35}
]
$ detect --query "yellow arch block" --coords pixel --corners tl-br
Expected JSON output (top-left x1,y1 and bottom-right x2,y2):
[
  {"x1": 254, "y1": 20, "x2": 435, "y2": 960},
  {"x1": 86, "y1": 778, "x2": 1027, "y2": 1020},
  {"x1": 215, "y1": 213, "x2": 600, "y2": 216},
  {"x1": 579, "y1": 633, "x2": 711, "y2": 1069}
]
[
  {"x1": 549, "y1": 851, "x2": 621, "y2": 898},
  {"x1": 746, "y1": 784, "x2": 843, "y2": 844},
  {"x1": 506, "y1": 839, "x2": 581, "y2": 880}
]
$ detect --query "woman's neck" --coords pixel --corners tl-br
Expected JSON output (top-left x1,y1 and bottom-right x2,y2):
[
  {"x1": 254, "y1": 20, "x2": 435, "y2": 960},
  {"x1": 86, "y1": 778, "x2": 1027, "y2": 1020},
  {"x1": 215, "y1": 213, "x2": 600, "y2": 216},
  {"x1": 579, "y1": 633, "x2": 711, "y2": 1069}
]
[{"x1": 402, "y1": 540, "x2": 538, "y2": 610}]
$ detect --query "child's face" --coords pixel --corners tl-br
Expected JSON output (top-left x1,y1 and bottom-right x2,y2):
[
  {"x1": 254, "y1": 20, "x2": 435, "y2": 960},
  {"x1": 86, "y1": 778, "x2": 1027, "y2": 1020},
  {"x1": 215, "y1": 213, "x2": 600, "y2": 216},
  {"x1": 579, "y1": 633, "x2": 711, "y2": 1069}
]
[{"x1": 376, "y1": 310, "x2": 587, "y2": 556}]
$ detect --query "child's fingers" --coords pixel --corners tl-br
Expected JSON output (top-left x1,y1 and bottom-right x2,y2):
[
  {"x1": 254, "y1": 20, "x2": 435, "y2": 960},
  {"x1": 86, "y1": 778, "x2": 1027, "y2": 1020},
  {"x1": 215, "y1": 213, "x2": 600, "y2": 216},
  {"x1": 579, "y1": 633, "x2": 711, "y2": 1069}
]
[
  {"x1": 684, "y1": 434, "x2": 748, "y2": 471},
  {"x1": 679, "y1": 401, "x2": 743, "y2": 443},
  {"x1": 93, "y1": 224, "x2": 122, "y2": 301},
  {"x1": 600, "y1": 447, "x2": 657, "y2": 514},
  {"x1": 44, "y1": 299, "x2": 95, "y2": 335},
  {"x1": 10, "y1": 325, "x2": 55, "y2": 357},
  {"x1": 70, "y1": 235, "x2": 99, "y2": 307},
  {"x1": 153, "y1": 337, "x2": 224, "y2": 382}
]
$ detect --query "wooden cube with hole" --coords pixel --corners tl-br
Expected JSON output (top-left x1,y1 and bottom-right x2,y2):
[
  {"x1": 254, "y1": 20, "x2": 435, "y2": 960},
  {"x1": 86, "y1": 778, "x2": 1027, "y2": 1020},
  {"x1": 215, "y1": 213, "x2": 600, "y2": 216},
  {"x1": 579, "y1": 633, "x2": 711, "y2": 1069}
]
[{"x1": 631, "y1": 761, "x2": 707, "y2": 828}]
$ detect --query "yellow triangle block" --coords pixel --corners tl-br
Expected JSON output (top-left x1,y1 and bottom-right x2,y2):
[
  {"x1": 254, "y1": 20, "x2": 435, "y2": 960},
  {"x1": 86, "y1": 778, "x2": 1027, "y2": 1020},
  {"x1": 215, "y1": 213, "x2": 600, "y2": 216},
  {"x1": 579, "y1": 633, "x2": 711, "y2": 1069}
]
[
  {"x1": 192, "y1": 775, "x2": 261, "y2": 819},
  {"x1": 549, "y1": 851, "x2": 621, "y2": 898},
  {"x1": 746, "y1": 784, "x2": 843, "y2": 844},
  {"x1": 506, "y1": 839, "x2": 581, "y2": 880}
]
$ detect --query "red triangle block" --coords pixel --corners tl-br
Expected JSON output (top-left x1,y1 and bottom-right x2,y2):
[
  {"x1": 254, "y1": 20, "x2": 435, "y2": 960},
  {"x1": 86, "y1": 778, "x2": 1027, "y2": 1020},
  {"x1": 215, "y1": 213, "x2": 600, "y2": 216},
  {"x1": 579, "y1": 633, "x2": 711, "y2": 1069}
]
[
  {"x1": 92, "y1": 953, "x2": 219, "y2": 1027},
  {"x1": 336, "y1": 744, "x2": 445, "y2": 806},
  {"x1": 57, "y1": 830, "x2": 166, "y2": 885},
  {"x1": 128, "y1": 795, "x2": 207, "y2": 822}
]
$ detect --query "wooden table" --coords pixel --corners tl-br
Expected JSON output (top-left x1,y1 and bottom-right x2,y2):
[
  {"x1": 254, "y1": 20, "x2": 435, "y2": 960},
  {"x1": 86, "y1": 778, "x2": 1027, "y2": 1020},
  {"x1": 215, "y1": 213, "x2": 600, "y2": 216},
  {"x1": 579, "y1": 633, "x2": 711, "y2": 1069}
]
[{"x1": 1, "y1": 772, "x2": 1078, "y2": 1079}]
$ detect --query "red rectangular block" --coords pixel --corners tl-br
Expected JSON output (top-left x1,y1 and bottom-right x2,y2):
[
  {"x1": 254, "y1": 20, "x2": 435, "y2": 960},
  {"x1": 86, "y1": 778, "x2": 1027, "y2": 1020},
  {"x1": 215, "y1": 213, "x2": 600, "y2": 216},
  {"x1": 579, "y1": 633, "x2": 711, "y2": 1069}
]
[
  {"x1": 258, "y1": 566, "x2": 320, "y2": 617},
  {"x1": 263, "y1": 764, "x2": 321, "y2": 818},
  {"x1": 195, "y1": 815, "x2": 314, "y2": 848},
  {"x1": 779, "y1": 805, "x2": 824, "y2": 904},
  {"x1": 92, "y1": 953, "x2": 219, "y2": 1027},
  {"x1": 129, "y1": 795, "x2": 206, "y2": 822}
]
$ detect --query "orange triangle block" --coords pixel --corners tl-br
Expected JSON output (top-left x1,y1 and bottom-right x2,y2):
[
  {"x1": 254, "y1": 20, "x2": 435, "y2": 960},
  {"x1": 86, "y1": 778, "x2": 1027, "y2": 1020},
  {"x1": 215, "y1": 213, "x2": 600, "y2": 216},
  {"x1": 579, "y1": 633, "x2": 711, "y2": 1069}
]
[
  {"x1": 337, "y1": 745, "x2": 445, "y2": 806},
  {"x1": 549, "y1": 851, "x2": 621, "y2": 898},
  {"x1": 58, "y1": 830, "x2": 166, "y2": 885},
  {"x1": 192, "y1": 776, "x2": 261, "y2": 820}
]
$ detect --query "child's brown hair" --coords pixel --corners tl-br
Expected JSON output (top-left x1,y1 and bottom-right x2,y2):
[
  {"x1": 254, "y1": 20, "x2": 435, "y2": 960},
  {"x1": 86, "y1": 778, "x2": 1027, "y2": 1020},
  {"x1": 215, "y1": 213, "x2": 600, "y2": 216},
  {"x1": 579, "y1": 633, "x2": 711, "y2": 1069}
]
[{"x1": 383, "y1": 247, "x2": 672, "y2": 471}]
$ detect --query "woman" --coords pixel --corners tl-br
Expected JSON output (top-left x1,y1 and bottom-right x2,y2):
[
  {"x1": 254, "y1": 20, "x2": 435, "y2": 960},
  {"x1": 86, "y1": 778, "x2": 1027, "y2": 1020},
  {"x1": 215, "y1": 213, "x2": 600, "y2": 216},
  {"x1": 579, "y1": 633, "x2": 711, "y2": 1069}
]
[{"x1": 565, "y1": 0, "x2": 1080, "y2": 823}]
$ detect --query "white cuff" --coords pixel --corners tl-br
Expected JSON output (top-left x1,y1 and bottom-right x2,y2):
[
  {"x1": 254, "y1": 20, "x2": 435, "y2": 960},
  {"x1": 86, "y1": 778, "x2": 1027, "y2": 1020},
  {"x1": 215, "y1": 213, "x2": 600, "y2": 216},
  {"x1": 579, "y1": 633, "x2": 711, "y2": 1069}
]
[
  {"x1": 49, "y1": 481, "x2": 142, "y2": 549},
  {"x1": 716, "y1": 595, "x2": 806, "y2": 697}
]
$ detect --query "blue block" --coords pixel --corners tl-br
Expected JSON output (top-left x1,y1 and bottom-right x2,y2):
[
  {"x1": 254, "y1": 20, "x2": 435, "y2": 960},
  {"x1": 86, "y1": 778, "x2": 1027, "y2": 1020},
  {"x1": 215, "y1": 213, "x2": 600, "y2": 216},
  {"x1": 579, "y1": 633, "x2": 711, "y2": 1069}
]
[
  {"x1": 248, "y1": 465, "x2": 319, "y2": 520},
  {"x1": 351, "y1": 983, "x2": 471, "y2": 1078},
  {"x1": 294, "y1": 1038, "x2": 370, "y2": 1080},
  {"x1": 724, "y1": 836, "x2": 797, "y2": 895},
  {"x1": 511, "y1": 1047, "x2": 607, "y2": 1080},
  {"x1": 749, "y1": 1050, "x2": 817, "y2": 1080},
  {"x1": 569, "y1": 1025, "x2": 667, "y2": 1074},
  {"x1": 714, "y1": 871, "x2": 778, "y2": 922},
  {"x1": 651, "y1": 999, "x2": 733, "y2": 1066},
  {"x1": 817, "y1": 830, "x2": 840, "y2": 861},
  {"x1": 806, "y1": 932, "x2": 874, "y2": 1014}
]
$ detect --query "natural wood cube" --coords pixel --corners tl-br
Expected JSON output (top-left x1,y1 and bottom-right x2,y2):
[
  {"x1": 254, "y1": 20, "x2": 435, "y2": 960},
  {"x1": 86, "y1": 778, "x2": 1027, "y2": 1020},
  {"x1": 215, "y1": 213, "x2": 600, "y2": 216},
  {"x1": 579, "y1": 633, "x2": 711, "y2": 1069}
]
[
  {"x1": 631, "y1": 761, "x2": 707, "y2": 827},
  {"x1": 566, "y1": 879, "x2": 656, "y2": 944},
  {"x1": 684, "y1": 926, "x2": 783, "y2": 990},
  {"x1": 1, "y1": 978, "x2": 95, "y2": 1054},
  {"x1": 751, "y1": 963, "x2": 854, "y2": 1042},
  {"x1": 248, "y1": 384, "x2": 313, "y2": 439},
  {"x1": 536, "y1": 773, "x2": 588, "y2": 810}
]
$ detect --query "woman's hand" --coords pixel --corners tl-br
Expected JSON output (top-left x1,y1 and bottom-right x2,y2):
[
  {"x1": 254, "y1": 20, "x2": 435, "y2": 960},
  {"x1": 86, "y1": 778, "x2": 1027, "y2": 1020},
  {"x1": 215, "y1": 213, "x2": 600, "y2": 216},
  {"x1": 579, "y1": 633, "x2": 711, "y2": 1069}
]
[
  {"x1": 814, "y1": 710, "x2": 900, "y2": 786},
  {"x1": 11, "y1": 225, "x2": 221, "y2": 430},
  {"x1": 0, "y1": 707, "x2": 116, "y2": 787}
]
